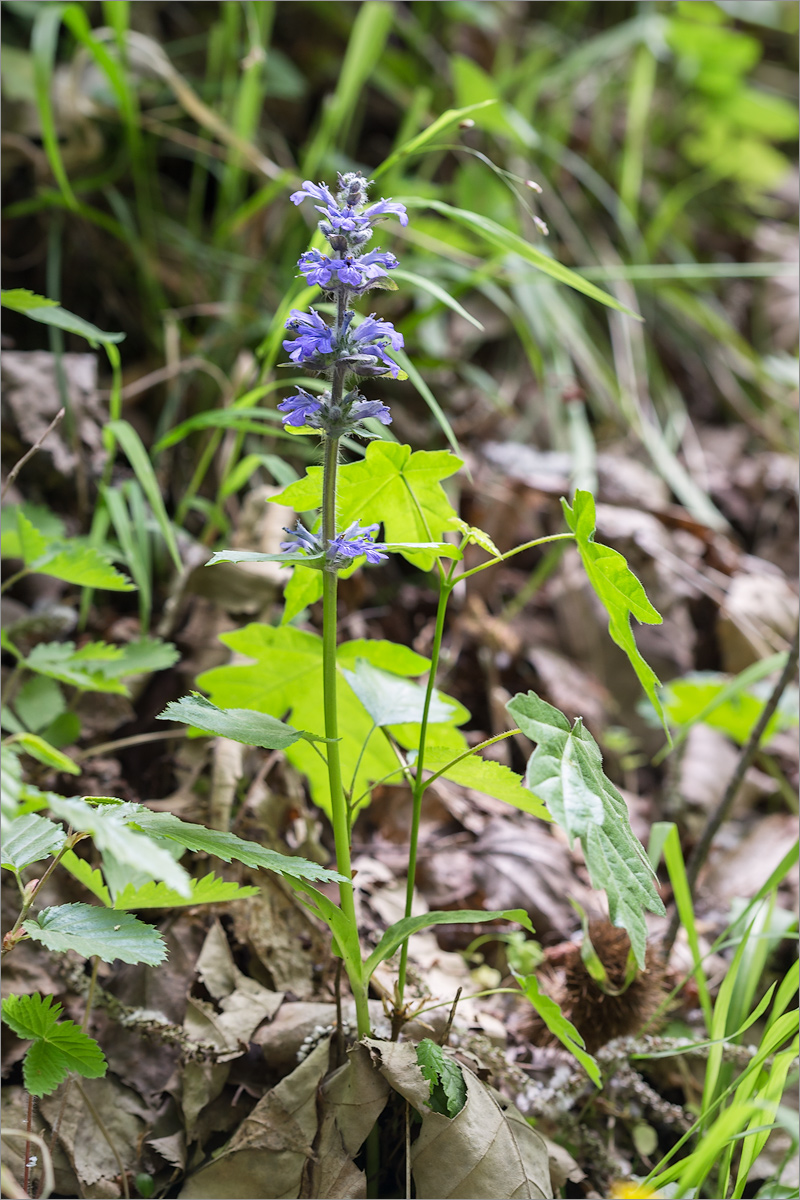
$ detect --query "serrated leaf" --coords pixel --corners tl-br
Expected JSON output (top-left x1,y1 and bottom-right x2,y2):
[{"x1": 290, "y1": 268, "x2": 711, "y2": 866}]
[
  {"x1": 1, "y1": 504, "x2": 65, "y2": 558},
  {"x1": 23, "y1": 903, "x2": 167, "y2": 965},
  {"x1": 199, "y1": 626, "x2": 467, "y2": 814},
  {"x1": 125, "y1": 807, "x2": 346, "y2": 884},
  {"x1": 112, "y1": 872, "x2": 260, "y2": 910},
  {"x1": 157, "y1": 693, "x2": 326, "y2": 749},
  {"x1": 47, "y1": 795, "x2": 193, "y2": 897},
  {"x1": 1, "y1": 288, "x2": 60, "y2": 312},
  {"x1": 341, "y1": 658, "x2": 459, "y2": 727},
  {"x1": 512, "y1": 969, "x2": 601, "y2": 1087},
  {"x1": 421, "y1": 746, "x2": 551, "y2": 822},
  {"x1": 59, "y1": 849, "x2": 112, "y2": 905},
  {"x1": 364, "y1": 908, "x2": 534, "y2": 980},
  {"x1": 507, "y1": 690, "x2": 665, "y2": 967},
  {"x1": 112, "y1": 638, "x2": 181, "y2": 677},
  {"x1": 1, "y1": 812, "x2": 66, "y2": 872},
  {"x1": 452, "y1": 518, "x2": 502, "y2": 558},
  {"x1": 270, "y1": 442, "x2": 463, "y2": 570},
  {"x1": 23, "y1": 641, "x2": 129, "y2": 694},
  {"x1": 562, "y1": 491, "x2": 667, "y2": 731},
  {"x1": 1, "y1": 992, "x2": 107, "y2": 1097},
  {"x1": 11, "y1": 732, "x2": 80, "y2": 775},
  {"x1": 416, "y1": 1038, "x2": 467, "y2": 1117},
  {"x1": 13, "y1": 513, "x2": 134, "y2": 591}
]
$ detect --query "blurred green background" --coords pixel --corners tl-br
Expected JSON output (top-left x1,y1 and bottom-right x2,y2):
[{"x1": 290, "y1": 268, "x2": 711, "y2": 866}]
[{"x1": 2, "y1": 0, "x2": 798, "y2": 544}]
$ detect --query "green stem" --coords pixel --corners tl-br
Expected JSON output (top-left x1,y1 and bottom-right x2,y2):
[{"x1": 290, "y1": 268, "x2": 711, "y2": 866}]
[
  {"x1": 321, "y1": 430, "x2": 370, "y2": 1039},
  {"x1": 397, "y1": 575, "x2": 452, "y2": 1008}
]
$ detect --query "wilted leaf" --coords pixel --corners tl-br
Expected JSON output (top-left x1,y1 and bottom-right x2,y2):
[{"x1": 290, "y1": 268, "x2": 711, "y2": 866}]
[
  {"x1": 23, "y1": 903, "x2": 167, "y2": 965},
  {"x1": 507, "y1": 690, "x2": 665, "y2": 967}
]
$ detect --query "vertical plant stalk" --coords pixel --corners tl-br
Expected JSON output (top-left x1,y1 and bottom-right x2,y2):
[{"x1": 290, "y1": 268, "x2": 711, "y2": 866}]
[{"x1": 397, "y1": 574, "x2": 452, "y2": 1008}]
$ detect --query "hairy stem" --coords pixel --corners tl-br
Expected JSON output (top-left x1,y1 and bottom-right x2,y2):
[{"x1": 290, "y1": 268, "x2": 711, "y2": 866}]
[
  {"x1": 397, "y1": 576, "x2": 452, "y2": 1008},
  {"x1": 321, "y1": 431, "x2": 370, "y2": 1038}
]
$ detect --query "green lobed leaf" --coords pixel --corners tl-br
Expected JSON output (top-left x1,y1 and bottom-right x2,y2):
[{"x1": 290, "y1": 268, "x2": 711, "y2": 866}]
[
  {"x1": 364, "y1": 908, "x2": 534, "y2": 981},
  {"x1": 270, "y1": 442, "x2": 463, "y2": 571},
  {"x1": 561, "y1": 490, "x2": 667, "y2": 732},
  {"x1": 281, "y1": 563, "x2": 323, "y2": 623},
  {"x1": 507, "y1": 690, "x2": 665, "y2": 967},
  {"x1": 13, "y1": 512, "x2": 134, "y2": 591},
  {"x1": 21, "y1": 637, "x2": 179, "y2": 696},
  {"x1": 1, "y1": 812, "x2": 66, "y2": 873},
  {"x1": 126, "y1": 806, "x2": 346, "y2": 884},
  {"x1": 416, "y1": 1038, "x2": 467, "y2": 1118},
  {"x1": 199, "y1": 625, "x2": 467, "y2": 814},
  {"x1": 11, "y1": 732, "x2": 80, "y2": 775},
  {"x1": 512, "y1": 969, "x2": 601, "y2": 1087},
  {"x1": 1, "y1": 992, "x2": 107, "y2": 1097},
  {"x1": 157, "y1": 692, "x2": 327, "y2": 749},
  {"x1": 1, "y1": 504, "x2": 66, "y2": 559},
  {"x1": 420, "y1": 746, "x2": 551, "y2": 822},
  {"x1": 12, "y1": 675, "x2": 65, "y2": 733},
  {"x1": 112, "y1": 873, "x2": 260, "y2": 910},
  {"x1": 341, "y1": 658, "x2": 459, "y2": 727},
  {"x1": 23, "y1": 903, "x2": 168, "y2": 966},
  {"x1": 47, "y1": 795, "x2": 193, "y2": 897}
]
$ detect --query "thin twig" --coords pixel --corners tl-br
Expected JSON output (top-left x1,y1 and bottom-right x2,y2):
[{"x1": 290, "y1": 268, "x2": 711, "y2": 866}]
[
  {"x1": 1, "y1": 409, "x2": 65, "y2": 500},
  {"x1": 440, "y1": 987, "x2": 462, "y2": 1047},
  {"x1": 663, "y1": 626, "x2": 799, "y2": 957},
  {"x1": 74, "y1": 1080, "x2": 130, "y2": 1200},
  {"x1": 74, "y1": 728, "x2": 186, "y2": 761}
]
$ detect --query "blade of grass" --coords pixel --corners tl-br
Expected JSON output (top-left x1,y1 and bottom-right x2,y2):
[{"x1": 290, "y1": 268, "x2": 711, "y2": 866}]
[{"x1": 105, "y1": 420, "x2": 181, "y2": 571}]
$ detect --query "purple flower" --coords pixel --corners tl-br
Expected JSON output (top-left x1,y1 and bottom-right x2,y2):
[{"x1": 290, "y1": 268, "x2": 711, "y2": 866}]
[
  {"x1": 327, "y1": 521, "x2": 388, "y2": 564},
  {"x1": 290, "y1": 180, "x2": 337, "y2": 209},
  {"x1": 280, "y1": 522, "x2": 322, "y2": 556},
  {"x1": 282, "y1": 309, "x2": 335, "y2": 364},
  {"x1": 355, "y1": 315, "x2": 404, "y2": 352},
  {"x1": 363, "y1": 198, "x2": 409, "y2": 227},
  {"x1": 277, "y1": 389, "x2": 323, "y2": 427},
  {"x1": 347, "y1": 314, "x2": 405, "y2": 377},
  {"x1": 349, "y1": 398, "x2": 392, "y2": 425},
  {"x1": 297, "y1": 248, "x2": 398, "y2": 291}
]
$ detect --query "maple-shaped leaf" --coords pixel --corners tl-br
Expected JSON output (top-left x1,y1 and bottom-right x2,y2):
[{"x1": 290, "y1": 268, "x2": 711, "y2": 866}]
[
  {"x1": 199, "y1": 625, "x2": 468, "y2": 814},
  {"x1": 270, "y1": 442, "x2": 463, "y2": 570},
  {"x1": 1, "y1": 992, "x2": 107, "y2": 1097},
  {"x1": 561, "y1": 490, "x2": 667, "y2": 731},
  {"x1": 507, "y1": 690, "x2": 665, "y2": 968}
]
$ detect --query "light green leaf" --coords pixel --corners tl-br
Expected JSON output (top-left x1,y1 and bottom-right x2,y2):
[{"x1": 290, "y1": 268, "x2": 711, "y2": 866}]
[
  {"x1": 59, "y1": 849, "x2": 112, "y2": 906},
  {"x1": 660, "y1": 668, "x2": 797, "y2": 747},
  {"x1": 110, "y1": 637, "x2": 181, "y2": 677},
  {"x1": 373, "y1": 99, "x2": 500, "y2": 179},
  {"x1": 562, "y1": 490, "x2": 666, "y2": 731},
  {"x1": 391, "y1": 268, "x2": 484, "y2": 330},
  {"x1": 282, "y1": 564, "x2": 323, "y2": 623},
  {"x1": 341, "y1": 659, "x2": 459, "y2": 727},
  {"x1": 404, "y1": 199, "x2": 642, "y2": 318},
  {"x1": 206, "y1": 549, "x2": 322, "y2": 567},
  {"x1": 416, "y1": 1038, "x2": 467, "y2": 1117},
  {"x1": 23, "y1": 903, "x2": 167, "y2": 966},
  {"x1": 198, "y1": 625, "x2": 463, "y2": 814},
  {"x1": 11, "y1": 732, "x2": 80, "y2": 775},
  {"x1": 364, "y1": 908, "x2": 534, "y2": 980},
  {"x1": 112, "y1": 873, "x2": 260, "y2": 910},
  {"x1": 12, "y1": 675, "x2": 65, "y2": 733},
  {"x1": 512, "y1": 969, "x2": 601, "y2": 1087},
  {"x1": 47, "y1": 795, "x2": 193, "y2": 897},
  {"x1": 1, "y1": 289, "x2": 125, "y2": 347},
  {"x1": 1, "y1": 812, "x2": 66, "y2": 872},
  {"x1": 10, "y1": 511, "x2": 133, "y2": 591},
  {"x1": 0, "y1": 504, "x2": 65, "y2": 559},
  {"x1": 106, "y1": 420, "x2": 181, "y2": 570},
  {"x1": 1, "y1": 992, "x2": 107, "y2": 1097},
  {"x1": 126, "y1": 807, "x2": 346, "y2": 884},
  {"x1": 507, "y1": 690, "x2": 665, "y2": 967},
  {"x1": 421, "y1": 746, "x2": 551, "y2": 822},
  {"x1": 270, "y1": 443, "x2": 463, "y2": 571},
  {"x1": 21, "y1": 637, "x2": 179, "y2": 695},
  {"x1": 157, "y1": 692, "x2": 327, "y2": 749}
]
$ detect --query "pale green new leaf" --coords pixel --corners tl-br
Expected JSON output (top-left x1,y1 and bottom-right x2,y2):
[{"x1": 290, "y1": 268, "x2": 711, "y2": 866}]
[
  {"x1": 1, "y1": 992, "x2": 107, "y2": 1097},
  {"x1": 1, "y1": 288, "x2": 125, "y2": 347},
  {"x1": 59, "y1": 849, "x2": 112, "y2": 906},
  {"x1": 157, "y1": 692, "x2": 327, "y2": 749},
  {"x1": 11, "y1": 732, "x2": 80, "y2": 775},
  {"x1": 47, "y1": 795, "x2": 193, "y2": 897},
  {"x1": 341, "y1": 659, "x2": 459, "y2": 727},
  {"x1": 512, "y1": 969, "x2": 601, "y2": 1087},
  {"x1": 270, "y1": 443, "x2": 463, "y2": 570},
  {"x1": 22, "y1": 638, "x2": 179, "y2": 695},
  {"x1": 23, "y1": 903, "x2": 167, "y2": 965},
  {"x1": 112, "y1": 873, "x2": 260, "y2": 910},
  {"x1": 416, "y1": 1038, "x2": 467, "y2": 1118},
  {"x1": 507, "y1": 690, "x2": 664, "y2": 968},
  {"x1": 127, "y1": 807, "x2": 345, "y2": 884},
  {"x1": 364, "y1": 908, "x2": 534, "y2": 981},
  {"x1": 562, "y1": 490, "x2": 667, "y2": 731},
  {"x1": 12, "y1": 675, "x2": 65, "y2": 733},
  {"x1": 1, "y1": 812, "x2": 66, "y2": 873},
  {"x1": 199, "y1": 625, "x2": 466, "y2": 814},
  {"x1": 13, "y1": 512, "x2": 133, "y2": 591},
  {"x1": 421, "y1": 746, "x2": 550, "y2": 822}
]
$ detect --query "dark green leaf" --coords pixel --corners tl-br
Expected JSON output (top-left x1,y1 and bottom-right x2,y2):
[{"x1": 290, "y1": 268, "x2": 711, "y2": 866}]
[
  {"x1": 157, "y1": 692, "x2": 326, "y2": 749},
  {"x1": 507, "y1": 690, "x2": 665, "y2": 967},
  {"x1": 416, "y1": 1038, "x2": 467, "y2": 1117},
  {"x1": 23, "y1": 903, "x2": 168, "y2": 965},
  {"x1": 1, "y1": 992, "x2": 107, "y2": 1096},
  {"x1": 1, "y1": 812, "x2": 66, "y2": 872}
]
